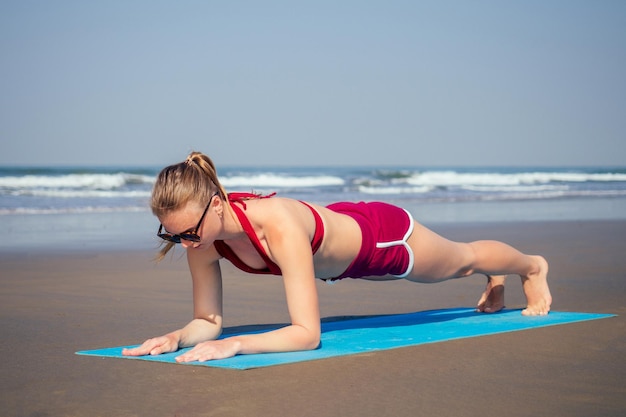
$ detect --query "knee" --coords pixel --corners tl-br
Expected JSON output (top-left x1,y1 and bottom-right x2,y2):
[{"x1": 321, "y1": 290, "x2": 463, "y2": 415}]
[{"x1": 456, "y1": 266, "x2": 475, "y2": 278}]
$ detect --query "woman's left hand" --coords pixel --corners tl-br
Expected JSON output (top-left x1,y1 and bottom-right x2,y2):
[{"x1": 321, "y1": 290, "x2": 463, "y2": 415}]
[{"x1": 175, "y1": 338, "x2": 242, "y2": 363}]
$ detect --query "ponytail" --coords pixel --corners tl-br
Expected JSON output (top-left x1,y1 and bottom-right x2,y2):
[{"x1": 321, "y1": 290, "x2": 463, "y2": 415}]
[{"x1": 184, "y1": 152, "x2": 229, "y2": 201}]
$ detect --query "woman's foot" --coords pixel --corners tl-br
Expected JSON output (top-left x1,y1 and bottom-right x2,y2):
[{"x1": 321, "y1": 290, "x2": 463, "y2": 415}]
[
  {"x1": 476, "y1": 275, "x2": 506, "y2": 313},
  {"x1": 521, "y1": 256, "x2": 552, "y2": 316}
]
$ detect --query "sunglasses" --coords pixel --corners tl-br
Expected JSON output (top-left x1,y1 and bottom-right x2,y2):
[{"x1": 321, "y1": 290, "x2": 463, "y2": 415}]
[{"x1": 157, "y1": 192, "x2": 219, "y2": 243}]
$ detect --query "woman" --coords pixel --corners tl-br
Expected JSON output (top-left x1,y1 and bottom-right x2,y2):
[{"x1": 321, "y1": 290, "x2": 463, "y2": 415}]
[{"x1": 123, "y1": 152, "x2": 551, "y2": 363}]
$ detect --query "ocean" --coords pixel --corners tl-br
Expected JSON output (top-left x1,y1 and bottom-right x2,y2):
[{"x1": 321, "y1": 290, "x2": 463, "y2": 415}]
[{"x1": 2, "y1": 165, "x2": 626, "y2": 252}]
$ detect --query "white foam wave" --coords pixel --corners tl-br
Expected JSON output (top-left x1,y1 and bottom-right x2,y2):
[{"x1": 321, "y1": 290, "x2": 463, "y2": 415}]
[
  {"x1": 358, "y1": 185, "x2": 432, "y2": 194},
  {"x1": 461, "y1": 184, "x2": 570, "y2": 192},
  {"x1": 8, "y1": 189, "x2": 152, "y2": 198},
  {"x1": 0, "y1": 206, "x2": 149, "y2": 215},
  {"x1": 221, "y1": 174, "x2": 344, "y2": 188},
  {"x1": 359, "y1": 185, "x2": 626, "y2": 200},
  {"x1": 0, "y1": 173, "x2": 154, "y2": 189},
  {"x1": 479, "y1": 189, "x2": 626, "y2": 201},
  {"x1": 405, "y1": 171, "x2": 626, "y2": 187}
]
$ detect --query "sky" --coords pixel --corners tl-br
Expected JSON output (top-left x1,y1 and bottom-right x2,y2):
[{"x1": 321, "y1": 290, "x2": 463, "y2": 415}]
[{"x1": 1, "y1": 0, "x2": 625, "y2": 168}]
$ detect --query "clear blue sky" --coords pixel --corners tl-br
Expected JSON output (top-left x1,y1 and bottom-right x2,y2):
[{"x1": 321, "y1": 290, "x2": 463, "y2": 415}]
[{"x1": 1, "y1": 0, "x2": 625, "y2": 167}]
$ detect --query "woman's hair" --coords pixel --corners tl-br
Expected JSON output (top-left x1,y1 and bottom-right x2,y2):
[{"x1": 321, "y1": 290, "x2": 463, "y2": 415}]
[{"x1": 152, "y1": 151, "x2": 228, "y2": 261}]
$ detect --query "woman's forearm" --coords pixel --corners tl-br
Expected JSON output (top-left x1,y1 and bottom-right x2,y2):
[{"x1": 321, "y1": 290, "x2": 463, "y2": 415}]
[{"x1": 228, "y1": 323, "x2": 320, "y2": 355}]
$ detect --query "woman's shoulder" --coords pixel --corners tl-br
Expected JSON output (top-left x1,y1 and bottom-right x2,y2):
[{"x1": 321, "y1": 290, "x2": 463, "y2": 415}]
[
  {"x1": 251, "y1": 196, "x2": 308, "y2": 217},
  {"x1": 241, "y1": 196, "x2": 316, "y2": 231}
]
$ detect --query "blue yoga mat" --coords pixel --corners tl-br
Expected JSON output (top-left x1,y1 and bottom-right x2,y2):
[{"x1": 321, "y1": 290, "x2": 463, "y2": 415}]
[{"x1": 76, "y1": 308, "x2": 614, "y2": 370}]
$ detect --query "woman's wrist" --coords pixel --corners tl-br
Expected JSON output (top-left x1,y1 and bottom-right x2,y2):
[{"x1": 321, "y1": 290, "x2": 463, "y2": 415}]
[
  {"x1": 166, "y1": 330, "x2": 183, "y2": 349},
  {"x1": 226, "y1": 336, "x2": 244, "y2": 355}
]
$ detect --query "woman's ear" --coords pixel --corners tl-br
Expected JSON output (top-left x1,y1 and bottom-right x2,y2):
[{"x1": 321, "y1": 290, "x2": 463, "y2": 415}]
[{"x1": 214, "y1": 195, "x2": 224, "y2": 219}]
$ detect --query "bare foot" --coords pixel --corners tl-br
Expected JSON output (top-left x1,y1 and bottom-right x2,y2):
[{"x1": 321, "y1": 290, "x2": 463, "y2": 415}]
[
  {"x1": 476, "y1": 275, "x2": 506, "y2": 313},
  {"x1": 521, "y1": 256, "x2": 552, "y2": 316}
]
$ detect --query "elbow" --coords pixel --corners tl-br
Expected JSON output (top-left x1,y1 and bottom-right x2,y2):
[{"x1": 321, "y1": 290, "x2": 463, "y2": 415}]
[
  {"x1": 305, "y1": 339, "x2": 320, "y2": 351},
  {"x1": 303, "y1": 340, "x2": 320, "y2": 351},
  {"x1": 291, "y1": 324, "x2": 320, "y2": 351},
  {"x1": 199, "y1": 313, "x2": 222, "y2": 328},
  {"x1": 303, "y1": 330, "x2": 321, "y2": 351},
  {"x1": 194, "y1": 314, "x2": 222, "y2": 332},
  {"x1": 196, "y1": 316, "x2": 223, "y2": 340}
]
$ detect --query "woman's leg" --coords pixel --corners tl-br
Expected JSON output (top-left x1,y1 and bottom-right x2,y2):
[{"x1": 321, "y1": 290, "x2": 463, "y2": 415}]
[{"x1": 404, "y1": 222, "x2": 551, "y2": 316}]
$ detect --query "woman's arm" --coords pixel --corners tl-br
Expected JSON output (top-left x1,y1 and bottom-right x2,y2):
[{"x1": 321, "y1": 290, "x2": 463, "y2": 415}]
[
  {"x1": 174, "y1": 202, "x2": 321, "y2": 362},
  {"x1": 179, "y1": 250, "x2": 224, "y2": 345},
  {"x1": 123, "y1": 247, "x2": 224, "y2": 357},
  {"x1": 229, "y1": 226, "x2": 321, "y2": 353}
]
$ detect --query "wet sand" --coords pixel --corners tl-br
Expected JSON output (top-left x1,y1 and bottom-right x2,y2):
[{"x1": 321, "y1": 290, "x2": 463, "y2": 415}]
[{"x1": 1, "y1": 220, "x2": 625, "y2": 416}]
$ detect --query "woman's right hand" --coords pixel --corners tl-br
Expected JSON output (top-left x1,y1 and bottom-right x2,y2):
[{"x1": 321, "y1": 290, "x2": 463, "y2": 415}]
[{"x1": 122, "y1": 333, "x2": 180, "y2": 357}]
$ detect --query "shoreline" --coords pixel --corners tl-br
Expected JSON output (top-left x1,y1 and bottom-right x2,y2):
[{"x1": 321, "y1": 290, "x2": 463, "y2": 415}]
[
  {"x1": 2, "y1": 195, "x2": 626, "y2": 254},
  {"x1": 1, "y1": 219, "x2": 625, "y2": 416}
]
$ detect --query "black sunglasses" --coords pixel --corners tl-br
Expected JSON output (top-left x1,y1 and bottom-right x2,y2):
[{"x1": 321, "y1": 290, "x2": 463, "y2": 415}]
[{"x1": 157, "y1": 192, "x2": 219, "y2": 243}]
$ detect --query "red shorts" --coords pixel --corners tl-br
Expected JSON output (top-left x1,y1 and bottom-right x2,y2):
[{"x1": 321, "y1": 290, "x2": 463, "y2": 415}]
[{"x1": 326, "y1": 201, "x2": 415, "y2": 280}]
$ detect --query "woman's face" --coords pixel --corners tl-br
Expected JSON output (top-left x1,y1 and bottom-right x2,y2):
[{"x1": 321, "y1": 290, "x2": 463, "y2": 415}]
[{"x1": 159, "y1": 199, "x2": 216, "y2": 249}]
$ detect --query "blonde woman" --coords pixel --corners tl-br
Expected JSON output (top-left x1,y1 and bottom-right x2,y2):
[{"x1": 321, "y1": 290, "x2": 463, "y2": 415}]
[{"x1": 123, "y1": 152, "x2": 551, "y2": 362}]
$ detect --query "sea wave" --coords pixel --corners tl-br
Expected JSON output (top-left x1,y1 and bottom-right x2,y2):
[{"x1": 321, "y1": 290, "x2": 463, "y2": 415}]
[
  {"x1": 0, "y1": 205, "x2": 150, "y2": 215},
  {"x1": 461, "y1": 184, "x2": 570, "y2": 192},
  {"x1": 358, "y1": 185, "x2": 433, "y2": 194},
  {"x1": 6, "y1": 189, "x2": 152, "y2": 198},
  {"x1": 401, "y1": 171, "x2": 626, "y2": 187},
  {"x1": 2, "y1": 166, "x2": 626, "y2": 215},
  {"x1": 221, "y1": 173, "x2": 345, "y2": 188},
  {"x1": 2, "y1": 169, "x2": 625, "y2": 191},
  {"x1": 0, "y1": 173, "x2": 154, "y2": 190},
  {"x1": 359, "y1": 186, "x2": 626, "y2": 201}
]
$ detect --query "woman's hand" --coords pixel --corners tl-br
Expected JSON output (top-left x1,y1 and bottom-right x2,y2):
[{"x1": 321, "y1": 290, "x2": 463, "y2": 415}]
[
  {"x1": 175, "y1": 338, "x2": 242, "y2": 363},
  {"x1": 122, "y1": 333, "x2": 180, "y2": 357}
]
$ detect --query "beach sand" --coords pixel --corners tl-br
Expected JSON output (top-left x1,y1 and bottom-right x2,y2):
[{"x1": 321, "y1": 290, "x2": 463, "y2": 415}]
[{"x1": 1, "y1": 220, "x2": 625, "y2": 417}]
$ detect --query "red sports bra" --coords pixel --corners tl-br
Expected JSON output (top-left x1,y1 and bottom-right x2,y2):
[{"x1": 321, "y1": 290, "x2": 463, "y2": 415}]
[{"x1": 213, "y1": 193, "x2": 324, "y2": 275}]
